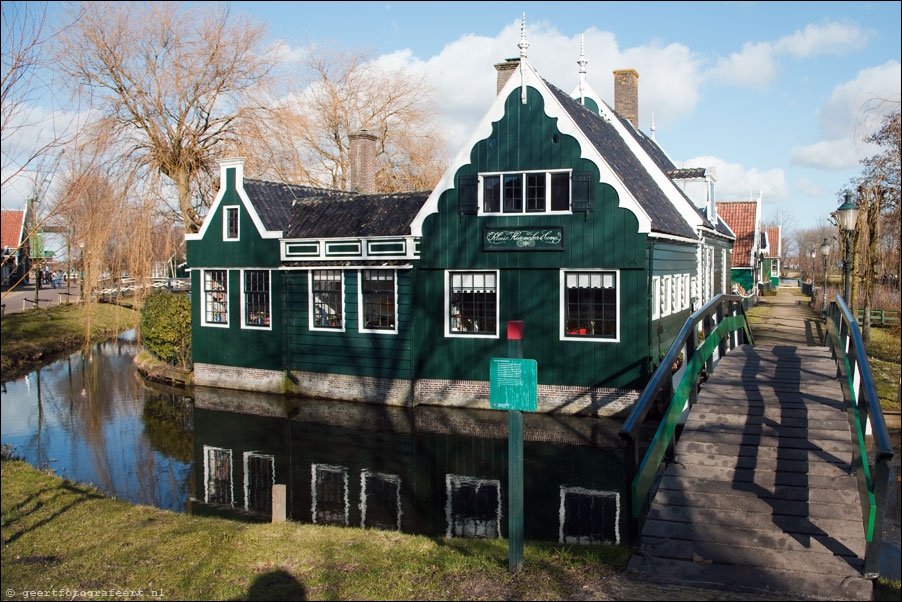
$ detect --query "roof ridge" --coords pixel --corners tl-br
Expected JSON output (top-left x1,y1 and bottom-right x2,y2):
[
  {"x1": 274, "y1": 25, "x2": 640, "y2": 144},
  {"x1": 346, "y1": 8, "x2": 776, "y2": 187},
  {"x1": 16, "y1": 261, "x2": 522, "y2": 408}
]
[{"x1": 244, "y1": 177, "x2": 343, "y2": 194}]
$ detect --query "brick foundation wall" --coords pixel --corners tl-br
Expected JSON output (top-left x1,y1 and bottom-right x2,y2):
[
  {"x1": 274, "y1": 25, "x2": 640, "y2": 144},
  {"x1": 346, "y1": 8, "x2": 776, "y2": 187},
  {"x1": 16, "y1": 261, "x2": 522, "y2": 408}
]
[
  {"x1": 194, "y1": 363, "x2": 638, "y2": 418},
  {"x1": 194, "y1": 363, "x2": 285, "y2": 394},
  {"x1": 414, "y1": 378, "x2": 639, "y2": 418},
  {"x1": 287, "y1": 370, "x2": 413, "y2": 406}
]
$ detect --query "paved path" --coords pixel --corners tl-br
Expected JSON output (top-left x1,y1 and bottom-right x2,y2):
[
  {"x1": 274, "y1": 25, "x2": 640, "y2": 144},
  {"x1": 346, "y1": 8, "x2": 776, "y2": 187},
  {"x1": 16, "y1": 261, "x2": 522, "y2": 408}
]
[
  {"x1": 1, "y1": 282, "x2": 81, "y2": 315},
  {"x1": 746, "y1": 288, "x2": 824, "y2": 346}
]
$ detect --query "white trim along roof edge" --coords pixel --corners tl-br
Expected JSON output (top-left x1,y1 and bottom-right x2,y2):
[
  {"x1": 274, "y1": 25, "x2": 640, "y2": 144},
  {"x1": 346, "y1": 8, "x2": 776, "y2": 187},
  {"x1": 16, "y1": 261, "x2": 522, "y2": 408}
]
[{"x1": 410, "y1": 59, "x2": 654, "y2": 238}]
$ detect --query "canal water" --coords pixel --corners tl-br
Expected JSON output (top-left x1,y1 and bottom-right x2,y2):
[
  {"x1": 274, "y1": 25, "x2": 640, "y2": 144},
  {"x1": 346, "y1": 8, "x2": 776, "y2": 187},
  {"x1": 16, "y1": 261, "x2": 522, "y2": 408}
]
[{"x1": 1, "y1": 332, "x2": 627, "y2": 544}]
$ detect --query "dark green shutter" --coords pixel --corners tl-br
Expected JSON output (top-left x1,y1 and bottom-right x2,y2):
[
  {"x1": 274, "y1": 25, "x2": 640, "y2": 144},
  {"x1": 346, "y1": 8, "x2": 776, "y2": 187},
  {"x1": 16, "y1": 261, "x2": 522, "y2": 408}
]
[
  {"x1": 572, "y1": 172, "x2": 592, "y2": 212},
  {"x1": 458, "y1": 175, "x2": 478, "y2": 214}
]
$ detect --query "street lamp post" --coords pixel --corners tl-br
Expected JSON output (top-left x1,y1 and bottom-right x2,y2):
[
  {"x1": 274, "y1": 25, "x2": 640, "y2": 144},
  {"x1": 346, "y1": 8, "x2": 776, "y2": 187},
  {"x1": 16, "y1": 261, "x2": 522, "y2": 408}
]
[
  {"x1": 835, "y1": 192, "x2": 859, "y2": 304},
  {"x1": 820, "y1": 237, "x2": 831, "y2": 315}
]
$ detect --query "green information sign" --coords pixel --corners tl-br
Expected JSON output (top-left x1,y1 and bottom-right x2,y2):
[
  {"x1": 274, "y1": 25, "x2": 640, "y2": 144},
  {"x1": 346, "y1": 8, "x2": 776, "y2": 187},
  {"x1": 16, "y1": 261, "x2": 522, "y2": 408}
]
[{"x1": 490, "y1": 358, "x2": 537, "y2": 411}]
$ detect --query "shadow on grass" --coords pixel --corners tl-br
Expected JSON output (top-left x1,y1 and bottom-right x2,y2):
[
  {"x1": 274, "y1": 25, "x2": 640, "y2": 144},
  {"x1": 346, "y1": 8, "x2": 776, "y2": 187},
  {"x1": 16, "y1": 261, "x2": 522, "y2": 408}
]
[
  {"x1": 2, "y1": 479, "x2": 104, "y2": 545},
  {"x1": 236, "y1": 569, "x2": 307, "y2": 601}
]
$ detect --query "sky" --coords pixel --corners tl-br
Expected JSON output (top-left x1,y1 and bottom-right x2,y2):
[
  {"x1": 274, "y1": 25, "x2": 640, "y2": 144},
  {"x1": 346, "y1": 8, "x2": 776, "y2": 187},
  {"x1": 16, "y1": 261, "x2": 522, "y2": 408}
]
[{"x1": 3, "y1": 1, "x2": 901, "y2": 235}]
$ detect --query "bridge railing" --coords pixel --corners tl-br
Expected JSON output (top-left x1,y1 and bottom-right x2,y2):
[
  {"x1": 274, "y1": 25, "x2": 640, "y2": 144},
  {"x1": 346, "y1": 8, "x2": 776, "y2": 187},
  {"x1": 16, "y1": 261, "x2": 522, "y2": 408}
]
[
  {"x1": 618, "y1": 294, "x2": 755, "y2": 543},
  {"x1": 826, "y1": 295, "x2": 894, "y2": 577}
]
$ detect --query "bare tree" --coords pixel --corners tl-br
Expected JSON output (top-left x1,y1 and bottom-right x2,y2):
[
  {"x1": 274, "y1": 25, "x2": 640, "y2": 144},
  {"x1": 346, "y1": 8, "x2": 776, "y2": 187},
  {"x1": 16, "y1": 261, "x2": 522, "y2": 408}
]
[
  {"x1": 1, "y1": 2, "x2": 70, "y2": 190},
  {"x1": 235, "y1": 46, "x2": 447, "y2": 193},
  {"x1": 56, "y1": 1, "x2": 275, "y2": 232}
]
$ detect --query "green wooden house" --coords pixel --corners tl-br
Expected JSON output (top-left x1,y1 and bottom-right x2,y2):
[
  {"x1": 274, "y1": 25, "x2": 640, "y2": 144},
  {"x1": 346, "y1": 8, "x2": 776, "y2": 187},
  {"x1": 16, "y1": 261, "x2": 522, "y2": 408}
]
[{"x1": 186, "y1": 32, "x2": 734, "y2": 417}]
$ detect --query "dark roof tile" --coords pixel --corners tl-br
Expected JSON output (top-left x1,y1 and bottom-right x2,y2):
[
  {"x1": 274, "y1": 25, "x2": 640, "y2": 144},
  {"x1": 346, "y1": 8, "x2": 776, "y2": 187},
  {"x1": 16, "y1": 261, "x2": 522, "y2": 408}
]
[
  {"x1": 286, "y1": 192, "x2": 429, "y2": 238},
  {"x1": 546, "y1": 83, "x2": 696, "y2": 239}
]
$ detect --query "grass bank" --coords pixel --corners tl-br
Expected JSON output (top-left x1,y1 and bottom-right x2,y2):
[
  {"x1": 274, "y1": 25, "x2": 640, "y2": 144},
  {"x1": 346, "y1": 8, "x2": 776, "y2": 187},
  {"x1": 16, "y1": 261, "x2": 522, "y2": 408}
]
[
  {"x1": 0, "y1": 303, "x2": 138, "y2": 381},
  {"x1": 866, "y1": 328, "x2": 902, "y2": 411},
  {"x1": 1, "y1": 460, "x2": 630, "y2": 601}
]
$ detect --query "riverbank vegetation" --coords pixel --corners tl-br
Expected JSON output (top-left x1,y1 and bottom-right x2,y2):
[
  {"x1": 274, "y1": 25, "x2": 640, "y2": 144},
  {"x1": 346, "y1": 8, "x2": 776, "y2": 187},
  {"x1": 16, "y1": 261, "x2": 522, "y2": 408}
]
[
  {"x1": 1, "y1": 460, "x2": 630, "y2": 601},
  {"x1": 0, "y1": 303, "x2": 138, "y2": 381}
]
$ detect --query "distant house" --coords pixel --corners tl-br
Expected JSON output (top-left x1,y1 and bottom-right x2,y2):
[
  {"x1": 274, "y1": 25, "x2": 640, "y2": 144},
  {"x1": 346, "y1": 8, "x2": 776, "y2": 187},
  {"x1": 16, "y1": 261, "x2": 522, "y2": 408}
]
[
  {"x1": 186, "y1": 29, "x2": 734, "y2": 415},
  {"x1": 716, "y1": 198, "x2": 763, "y2": 294},
  {"x1": 761, "y1": 225, "x2": 782, "y2": 287},
  {"x1": 1, "y1": 209, "x2": 29, "y2": 286}
]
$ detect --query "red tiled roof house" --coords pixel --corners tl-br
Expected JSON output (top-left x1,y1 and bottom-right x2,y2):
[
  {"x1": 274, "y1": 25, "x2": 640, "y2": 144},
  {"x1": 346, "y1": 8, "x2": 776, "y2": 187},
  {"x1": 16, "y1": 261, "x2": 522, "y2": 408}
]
[{"x1": 715, "y1": 200, "x2": 762, "y2": 293}]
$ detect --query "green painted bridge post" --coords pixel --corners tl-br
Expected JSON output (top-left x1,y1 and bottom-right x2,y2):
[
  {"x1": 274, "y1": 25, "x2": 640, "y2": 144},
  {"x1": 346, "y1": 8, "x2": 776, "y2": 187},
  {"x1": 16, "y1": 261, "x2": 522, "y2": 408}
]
[{"x1": 507, "y1": 321, "x2": 524, "y2": 574}]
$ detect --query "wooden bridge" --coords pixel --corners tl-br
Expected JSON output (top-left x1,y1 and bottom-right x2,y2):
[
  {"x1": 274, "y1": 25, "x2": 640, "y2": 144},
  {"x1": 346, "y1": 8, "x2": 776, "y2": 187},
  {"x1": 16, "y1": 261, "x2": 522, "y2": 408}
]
[{"x1": 620, "y1": 292, "x2": 894, "y2": 600}]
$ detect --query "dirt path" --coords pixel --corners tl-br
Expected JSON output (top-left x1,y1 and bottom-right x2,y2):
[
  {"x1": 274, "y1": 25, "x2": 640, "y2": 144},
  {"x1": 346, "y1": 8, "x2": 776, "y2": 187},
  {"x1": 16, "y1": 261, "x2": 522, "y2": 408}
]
[{"x1": 745, "y1": 288, "x2": 826, "y2": 346}]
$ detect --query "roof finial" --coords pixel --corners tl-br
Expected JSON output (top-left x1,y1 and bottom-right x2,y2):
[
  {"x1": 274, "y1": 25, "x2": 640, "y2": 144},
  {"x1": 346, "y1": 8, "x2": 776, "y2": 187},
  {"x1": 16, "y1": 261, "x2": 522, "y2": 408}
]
[
  {"x1": 577, "y1": 34, "x2": 588, "y2": 105},
  {"x1": 650, "y1": 112, "x2": 656, "y2": 141},
  {"x1": 519, "y1": 13, "x2": 529, "y2": 104}
]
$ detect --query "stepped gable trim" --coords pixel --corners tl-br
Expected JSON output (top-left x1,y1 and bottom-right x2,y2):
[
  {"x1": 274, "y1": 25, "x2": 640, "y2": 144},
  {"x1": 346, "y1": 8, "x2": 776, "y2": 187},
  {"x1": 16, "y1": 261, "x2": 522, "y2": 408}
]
[
  {"x1": 286, "y1": 191, "x2": 430, "y2": 239},
  {"x1": 411, "y1": 59, "x2": 655, "y2": 238},
  {"x1": 549, "y1": 84, "x2": 697, "y2": 239}
]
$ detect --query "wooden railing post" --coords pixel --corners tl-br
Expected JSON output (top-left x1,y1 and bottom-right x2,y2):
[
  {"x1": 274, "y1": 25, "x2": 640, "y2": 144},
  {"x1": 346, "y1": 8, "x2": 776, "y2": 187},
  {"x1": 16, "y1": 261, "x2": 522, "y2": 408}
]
[
  {"x1": 703, "y1": 314, "x2": 714, "y2": 374},
  {"x1": 716, "y1": 303, "x2": 727, "y2": 360}
]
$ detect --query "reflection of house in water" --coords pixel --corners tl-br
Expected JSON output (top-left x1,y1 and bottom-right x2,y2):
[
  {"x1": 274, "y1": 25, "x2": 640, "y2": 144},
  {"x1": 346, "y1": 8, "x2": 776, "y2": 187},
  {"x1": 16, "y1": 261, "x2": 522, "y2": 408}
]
[{"x1": 191, "y1": 387, "x2": 625, "y2": 544}]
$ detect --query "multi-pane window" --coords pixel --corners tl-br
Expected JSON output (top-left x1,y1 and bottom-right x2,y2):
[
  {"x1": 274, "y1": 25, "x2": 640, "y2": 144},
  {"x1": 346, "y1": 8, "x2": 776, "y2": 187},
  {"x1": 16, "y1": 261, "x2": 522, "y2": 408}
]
[
  {"x1": 559, "y1": 487, "x2": 620, "y2": 545},
  {"x1": 203, "y1": 270, "x2": 228, "y2": 325},
  {"x1": 526, "y1": 173, "x2": 546, "y2": 212},
  {"x1": 244, "y1": 453, "x2": 274, "y2": 514},
  {"x1": 503, "y1": 174, "x2": 523, "y2": 213},
  {"x1": 564, "y1": 271, "x2": 616, "y2": 339},
  {"x1": 243, "y1": 270, "x2": 270, "y2": 327},
  {"x1": 312, "y1": 270, "x2": 342, "y2": 329},
  {"x1": 225, "y1": 206, "x2": 239, "y2": 240},
  {"x1": 480, "y1": 171, "x2": 570, "y2": 214},
  {"x1": 449, "y1": 272, "x2": 497, "y2": 335},
  {"x1": 483, "y1": 176, "x2": 500, "y2": 213},
  {"x1": 361, "y1": 270, "x2": 395, "y2": 331}
]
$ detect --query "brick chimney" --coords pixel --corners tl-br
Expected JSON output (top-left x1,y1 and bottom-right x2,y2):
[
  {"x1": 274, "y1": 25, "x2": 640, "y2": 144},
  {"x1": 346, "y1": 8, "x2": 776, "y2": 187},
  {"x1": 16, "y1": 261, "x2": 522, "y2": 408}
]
[
  {"x1": 494, "y1": 58, "x2": 520, "y2": 95},
  {"x1": 613, "y1": 69, "x2": 639, "y2": 129},
  {"x1": 348, "y1": 130, "x2": 377, "y2": 194}
]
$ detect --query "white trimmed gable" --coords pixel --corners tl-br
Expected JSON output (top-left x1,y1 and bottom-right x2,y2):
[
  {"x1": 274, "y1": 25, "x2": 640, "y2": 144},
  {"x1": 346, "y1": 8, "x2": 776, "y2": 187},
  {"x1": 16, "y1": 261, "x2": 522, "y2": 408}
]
[
  {"x1": 184, "y1": 158, "x2": 283, "y2": 242},
  {"x1": 411, "y1": 59, "x2": 654, "y2": 237}
]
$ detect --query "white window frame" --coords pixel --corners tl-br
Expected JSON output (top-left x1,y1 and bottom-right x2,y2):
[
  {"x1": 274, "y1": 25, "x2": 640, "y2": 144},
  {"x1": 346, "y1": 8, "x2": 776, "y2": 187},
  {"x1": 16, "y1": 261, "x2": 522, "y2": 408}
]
[
  {"x1": 311, "y1": 464, "x2": 349, "y2": 526},
  {"x1": 559, "y1": 268, "x2": 620, "y2": 343},
  {"x1": 445, "y1": 474, "x2": 502, "y2": 539},
  {"x1": 223, "y1": 205, "x2": 240, "y2": 241},
  {"x1": 242, "y1": 451, "x2": 275, "y2": 512},
  {"x1": 359, "y1": 470, "x2": 402, "y2": 531},
  {"x1": 357, "y1": 269, "x2": 399, "y2": 335},
  {"x1": 559, "y1": 487, "x2": 620, "y2": 545},
  {"x1": 683, "y1": 274, "x2": 691, "y2": 310},
  {"x1": 661, "y1": 275, "x2": 672, "y2": 318},
  {"x1": 651, "y1": 276, "x2": 660, "y2": 320},
  {"x1": 477, "y1": 169, "x2": 573, "y2": 216},
  {"x1": 240, "y1": 269, "x2": 272, "y2": 331},
  {"x1": 200, "y1": 269, "x2": 229, "y2": 328},
  {"x1": 203, "y1": 445, "x2": 233, "y2": 506},
  {"x1": 444, "y1": 269, "x2": 500, "y2": 339},
  {"x1": 309, "y1": 269, "x2": 346, "y2": 332}
]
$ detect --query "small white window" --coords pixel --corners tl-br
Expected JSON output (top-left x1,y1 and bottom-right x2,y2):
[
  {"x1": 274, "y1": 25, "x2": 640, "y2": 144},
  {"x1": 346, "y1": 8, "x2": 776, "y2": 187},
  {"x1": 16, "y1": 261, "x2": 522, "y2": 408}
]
[
  {"x1": 359, "y1": 270, "x2": 397, "y2": 334},
  {"x1": 662, "y1": 276, "x2": 672, "y2": 317},
  {"x1": 561, "y1": 270, "x2": 618, "y2": 340},
  {"x1": 445, "y1": 474, "x2": 502, "y2": 538},
  {"x1": 201, "y1": 269, "x2": 229, "y2": 327},
  {"x1": 446, "y1": 270, "x2": 499, "y2": 338},
  {"x1": 651, "y1": 276, "x2": 660, "y2": 320},
  {"x1": 223, "y1": 206, "x2": 239, "y2": 241},
  {"x1": 241, "y1": 270, "x2": 271, "y2": 330},
  {"x1": 310, "y1": 270, "x2": 344, "y2": 331}
]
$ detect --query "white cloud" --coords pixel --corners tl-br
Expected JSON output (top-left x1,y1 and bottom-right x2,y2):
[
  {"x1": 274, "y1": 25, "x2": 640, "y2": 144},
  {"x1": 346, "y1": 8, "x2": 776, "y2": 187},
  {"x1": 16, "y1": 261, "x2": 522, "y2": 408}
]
[
  {"x1": 795, "y1": 177, "x2": 823, "y2": 197},
  {"x1": 774, "y1": 22, "x2": 870, "y2": 58},
  {"x1": 791, "y1": 139, "x2": 878, "y2": 170},
  {"x1": 679, "y1": 155, "x2": 789, "y2": 202},
  {"x1": 707, "y1": 21, "x2": 872, "y2": 90},
  {"x1": 708, "y1": 42, "x2": 777, "y2": 90},
  {"x1": 377, "y1": 20, "x2": 704, "y2": 149},
  {"x1": 791, "y1": 60, "x2": 900, "y2": 169}
]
